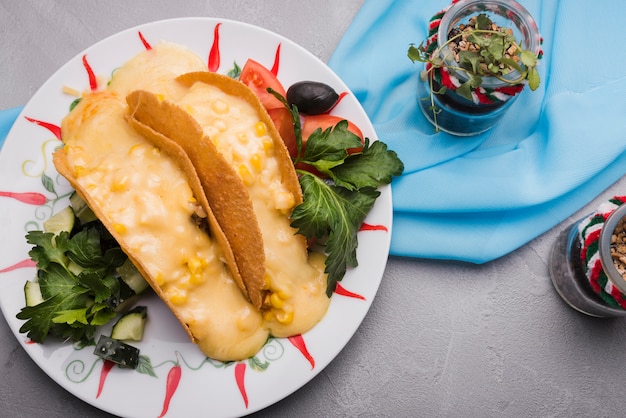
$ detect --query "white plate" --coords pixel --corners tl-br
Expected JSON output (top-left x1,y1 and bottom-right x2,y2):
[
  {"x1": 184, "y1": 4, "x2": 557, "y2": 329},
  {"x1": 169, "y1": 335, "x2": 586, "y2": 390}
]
[{"x1": 0, "y1": 17, "x2": 392, "y2": 418}]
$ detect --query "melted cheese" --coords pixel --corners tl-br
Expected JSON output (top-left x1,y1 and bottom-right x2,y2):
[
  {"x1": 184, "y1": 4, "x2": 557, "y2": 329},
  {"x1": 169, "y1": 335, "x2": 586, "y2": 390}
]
[
  {"x1": 107, "y1": 42, "x2": 207, "y2": 100},
  {"x1": 62, "y1": 92, "x2": 269, "y2": 361},
  {"x1": 176, "y1": 82, "x2": 331, "y2": 337},
  {"x1": 59, "y1": 42, "x2": 331, "y2": 361}
]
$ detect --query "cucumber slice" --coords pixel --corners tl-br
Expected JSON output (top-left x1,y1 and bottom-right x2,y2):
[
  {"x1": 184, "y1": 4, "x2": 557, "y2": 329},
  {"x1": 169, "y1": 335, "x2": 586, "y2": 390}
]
[
  {"x1": 24, "y1": 280, "x2": 44, "y2": 307},
  {"x1": 111, "y1": 306, "x2": 147, "y2": 341},
  {"x1": 67, "y1": 260, "x2": 85, "y2": 276},
  {"x1": 117, "y1": 259, "x2": 149, "y2": 295},
  {"x1": 93, "y1": 335, "x2": 140, "y2": 369},
  {"x1": 43, "y1": 206, "x2": 75, "y2": 235},
  {"x1": 69, "y1": 191, "x2": 98, "y2": 224}
]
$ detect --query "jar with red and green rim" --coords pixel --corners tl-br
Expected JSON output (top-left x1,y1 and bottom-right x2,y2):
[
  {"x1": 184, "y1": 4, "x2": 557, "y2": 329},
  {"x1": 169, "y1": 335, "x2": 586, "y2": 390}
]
[
  {"x1": 549, "y1": 196, "x2": 626, "y2": 317},
  {"x1": 414, "y1": 0, "x2": 543, "y2": 136}
]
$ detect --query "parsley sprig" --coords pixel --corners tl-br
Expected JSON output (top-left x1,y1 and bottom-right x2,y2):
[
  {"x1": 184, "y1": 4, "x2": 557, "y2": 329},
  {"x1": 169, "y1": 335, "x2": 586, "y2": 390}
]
[
  {"x1": 17, "y1": 225, "x2": 127, "y2": 345},
  {"x1": 270, "y1": 89, "x2": 404, "y2": 296}
]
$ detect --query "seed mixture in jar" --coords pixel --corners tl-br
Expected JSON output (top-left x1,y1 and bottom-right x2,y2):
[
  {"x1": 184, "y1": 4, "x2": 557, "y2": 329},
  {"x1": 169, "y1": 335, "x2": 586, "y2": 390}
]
[
  {"x1": 611, "y1": 216, "x2": 626, "y2": 279},
  {"x1": 447, "y1": 14, "x2": 519, "y2": 72}
]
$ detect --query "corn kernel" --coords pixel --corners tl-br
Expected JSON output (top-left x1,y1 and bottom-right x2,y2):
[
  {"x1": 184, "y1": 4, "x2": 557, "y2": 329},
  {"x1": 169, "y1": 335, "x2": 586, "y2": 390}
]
[
  {"x1": 270, "y1": 292, "x2": 285, "y2": 309},
  {"x1": 275, "y1": 310, "x2": 294, "y2": 324},
  {"x1": 231, "y1": 147, "x2": 245, "y2": 164},
  {"x1": 213, "y1": 118, "x2": 227, "y2": 132},
  {"x1": 155, "y1": 93, "x2": 165, "y2": 102},
  {"x1": 262, "y1": 138, "x2": 274, "y2": 156},
  {"x1": 169, "y1": 290, "x2": 188, "y2": 305},
  {"x1": 183, "y1": 104, "x2": 194, "y2": 115},
  {"x1": 155, "y1": 272, "x2": 165, "y2": 286},
  {"x1": 263, "y1": 311, "x2": 275, "y2": 322},
  {"x1": 211, "y1": 99, "x2": 229, "y2": 114},
  {"x1": 263, "y1": 273, "x2": 272, "y2": 289},
  {"x1": 238, "y1": 164, "x2": 255, "y2": 186},
  {"x1": 277, "y1": 289, "x2": 290, "y2": 300},
  {"x1": 187, "y1": 257, "x2": 203, "y2": 274},
  {"x1": 250, "y1": 153, "x2": 263, "y2": 172},
  {"x1": 110, "y1": 175, "x2": 128, "y2": 192},
  {"x1": 275, "y1": 191, "x2": 295, "y2": 211},
  {"x1": 112, "y1": 223, "x2": 127, "y2": 234},
  {"x1": 255, "y1": 121, "x2": 267, "y2": 137},
  {"x1": 189, "y1": 273, "x2": 206, "y2": 285},
  {"x1": 237, "y1": 133, "x2": 249, "y2": 144},
  {"x1": 74, "y1": 165, "x2": 87, "y2": 177},
  {"x1": 128, "y1": 143, "x2": 144, "y2": 155},
  {"x1": 188, "y1": 196, "x2": 197, "y2": 203}
]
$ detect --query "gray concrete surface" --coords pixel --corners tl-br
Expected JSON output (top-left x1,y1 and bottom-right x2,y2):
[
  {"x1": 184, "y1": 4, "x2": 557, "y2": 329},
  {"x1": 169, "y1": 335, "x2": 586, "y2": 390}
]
[{"x1": 2, "y1": 1, "x2": 626, "y2": 417}]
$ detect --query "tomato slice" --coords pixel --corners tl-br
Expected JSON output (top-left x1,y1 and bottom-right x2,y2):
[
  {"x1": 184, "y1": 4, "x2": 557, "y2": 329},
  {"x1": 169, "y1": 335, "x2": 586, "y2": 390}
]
[
  {"x1": 240, "y1": 59, "x2": 287, "y2": 110},
  {"x1": 293, "y1": 115, "x2": 365, "y2": 176},
  {"x1": 301, "y1": 114, "x2": 364, "y2": 154},
  {"x1": 267, "y1": 107, "x2": 297, "y2": 157}
]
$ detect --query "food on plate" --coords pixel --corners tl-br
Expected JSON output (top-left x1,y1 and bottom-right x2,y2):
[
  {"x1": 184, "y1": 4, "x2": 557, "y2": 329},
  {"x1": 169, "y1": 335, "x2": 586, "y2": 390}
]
[
  {"x1": 17, "y1": 40, "x2": 404, "y2": 362},
  {"x1": 126, "y1": 71, "x2": 332, "y2": 338},
  {"x1": 239, "y1": 59, "x2": 404, "y2": 296},
  {"x1": 54, "y1": 90, "x2": 270, "y2": 361},
  {"x1": 17, "y1": 197, "x2": 147, "y2": 345},
  {"x1": 94, "y1": 335, "x2": 141, "y2": 368},
  {"x1": 48, "y1": 43, "x2": 331, "y2": 360},
  {"x1": 286, "y1": 80, "x2": 340, "y2": 116}
]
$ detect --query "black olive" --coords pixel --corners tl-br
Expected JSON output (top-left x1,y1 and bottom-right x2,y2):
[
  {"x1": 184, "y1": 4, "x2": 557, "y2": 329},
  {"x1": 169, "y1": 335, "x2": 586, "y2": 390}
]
[{"x1": 286, "y1": 81, "x2": 340, "y2": 115}]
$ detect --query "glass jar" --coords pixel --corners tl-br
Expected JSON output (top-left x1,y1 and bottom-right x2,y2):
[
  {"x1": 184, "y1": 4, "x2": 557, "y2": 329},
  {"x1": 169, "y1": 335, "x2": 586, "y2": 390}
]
[
  {"x1": 549, "y1": 199, "x2": 626, "y2": 317},
  {"x1": 417, "y1": 0, "x2": 542, "y2": 136}
]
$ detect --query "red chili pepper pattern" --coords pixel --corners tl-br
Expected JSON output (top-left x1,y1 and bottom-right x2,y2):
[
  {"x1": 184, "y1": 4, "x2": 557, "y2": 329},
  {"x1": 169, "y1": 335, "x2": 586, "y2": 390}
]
[
  {"x1": 288, "y1": 335, "x2": 315, "y2": 369},
  {"x1": 235, "y1": 363, "x2": 249, "y2": 408},
  {"x1": 23, "y1": 116, "x2": 61, "y2": 140},
  {"x1": 0, "y1": 258, "x2": 36, "y2": 273},
  {"x1": 270, "y1": 43, "x2": 281, "y2": 77},
  {"x1": 96, "y1": 360, "x2": 115, "y2": 399},
  {"x1": 138, "y1": 31, "x2": 152, "y2": 50},
  {"x1": 81, "y1": 55, "x2": 98, "y2": 91},
  {"x1": 359, "y1": 222, "x2": 388, "y2": 232},
  {"x1": 334, "y1": 282, "x2": 366, "y2": 300},
  {"x1": 208, "y1": 23, "x2": 221, "y2": 72},
  {"x1": 157, "y1": 363, "x2": 182, "y2": 418},
  {"x1": 0, "y1": 191, "x2": 47, "y2": 205}
]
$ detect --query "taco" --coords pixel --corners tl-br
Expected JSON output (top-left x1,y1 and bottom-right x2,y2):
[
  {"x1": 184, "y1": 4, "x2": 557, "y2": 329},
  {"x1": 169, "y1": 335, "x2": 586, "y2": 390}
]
[
  {"x1": 52, "y1": 43, "x2": 330, "y2": 361},
  {"x1": 126, "y1": 70, "x2": 330, "y2": 338}
]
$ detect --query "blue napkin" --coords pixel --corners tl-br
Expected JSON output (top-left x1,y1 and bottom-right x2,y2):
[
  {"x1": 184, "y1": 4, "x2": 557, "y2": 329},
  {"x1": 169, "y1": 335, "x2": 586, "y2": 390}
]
[
  {"x1": 0, "y1": 107, "x2": 22, "y2": 150},
  {"x1": 329, "y1": 0, "x2": 626, "y2": 263}
]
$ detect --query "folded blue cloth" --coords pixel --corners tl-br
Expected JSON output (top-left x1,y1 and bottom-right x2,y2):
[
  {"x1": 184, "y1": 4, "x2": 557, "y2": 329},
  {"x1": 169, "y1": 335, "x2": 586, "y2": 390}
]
[
  {"x1": 329, "y1": 0, "x2": 626, "y2": 263},
  {"x1": 0, "y1": 107, "x2": 22, "y2": 150}
]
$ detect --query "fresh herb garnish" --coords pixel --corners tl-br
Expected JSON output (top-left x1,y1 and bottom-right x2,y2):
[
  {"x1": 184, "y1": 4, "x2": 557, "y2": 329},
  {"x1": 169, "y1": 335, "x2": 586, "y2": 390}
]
[
  {"x1": 17, "y1": 225, "x2": 127, "y2": 345},
  {"x1": 270, "y1": 89, "x2": 404, "y2": 296}
]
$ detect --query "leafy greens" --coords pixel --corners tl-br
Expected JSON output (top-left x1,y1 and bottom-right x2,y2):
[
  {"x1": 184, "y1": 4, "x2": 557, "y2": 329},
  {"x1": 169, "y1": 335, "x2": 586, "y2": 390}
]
[
  {"x1": 271, "y1": 89, "x2": 404, "y2": 296},
  {"x1": 17, "y1": 224, "x2": 127, "y2": 345}
]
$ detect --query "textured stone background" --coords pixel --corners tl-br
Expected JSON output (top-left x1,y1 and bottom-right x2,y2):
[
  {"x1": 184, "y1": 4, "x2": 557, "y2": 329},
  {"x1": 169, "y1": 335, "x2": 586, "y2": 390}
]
[{"x1": 2, "y1": 1, "x2": 626, "y2": 417}]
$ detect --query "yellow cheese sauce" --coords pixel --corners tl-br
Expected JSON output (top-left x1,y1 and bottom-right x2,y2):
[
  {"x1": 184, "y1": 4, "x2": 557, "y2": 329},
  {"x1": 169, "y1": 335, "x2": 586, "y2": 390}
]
[
  {"x1": 61, "y1": 92, "x2": 269, "y2": 361},
  {"x1": 176, "y1": 81, "x2": 331, "y2": 337},
  {"x1": 107, "y1": 42, "x2": 207, "y2": 100},
  {"x1": 59, "y1": 42, "x2": 331, "y2": 361}
]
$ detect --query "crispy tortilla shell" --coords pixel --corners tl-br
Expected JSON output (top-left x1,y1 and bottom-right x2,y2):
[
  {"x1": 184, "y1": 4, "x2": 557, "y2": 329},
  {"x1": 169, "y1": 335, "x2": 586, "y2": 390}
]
[
  {"x1": 51, "y1": 94, "x2": 202, "y2": 342},
  {"x1": 126, "y1": 89, "x2": 267, "y2": 308},
  {"x1": 124, "y1": 115, "x2": 259, "y2": 308},
  {"x1": 175, "y1": 71, "x2": 303, "y2": 204}
]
